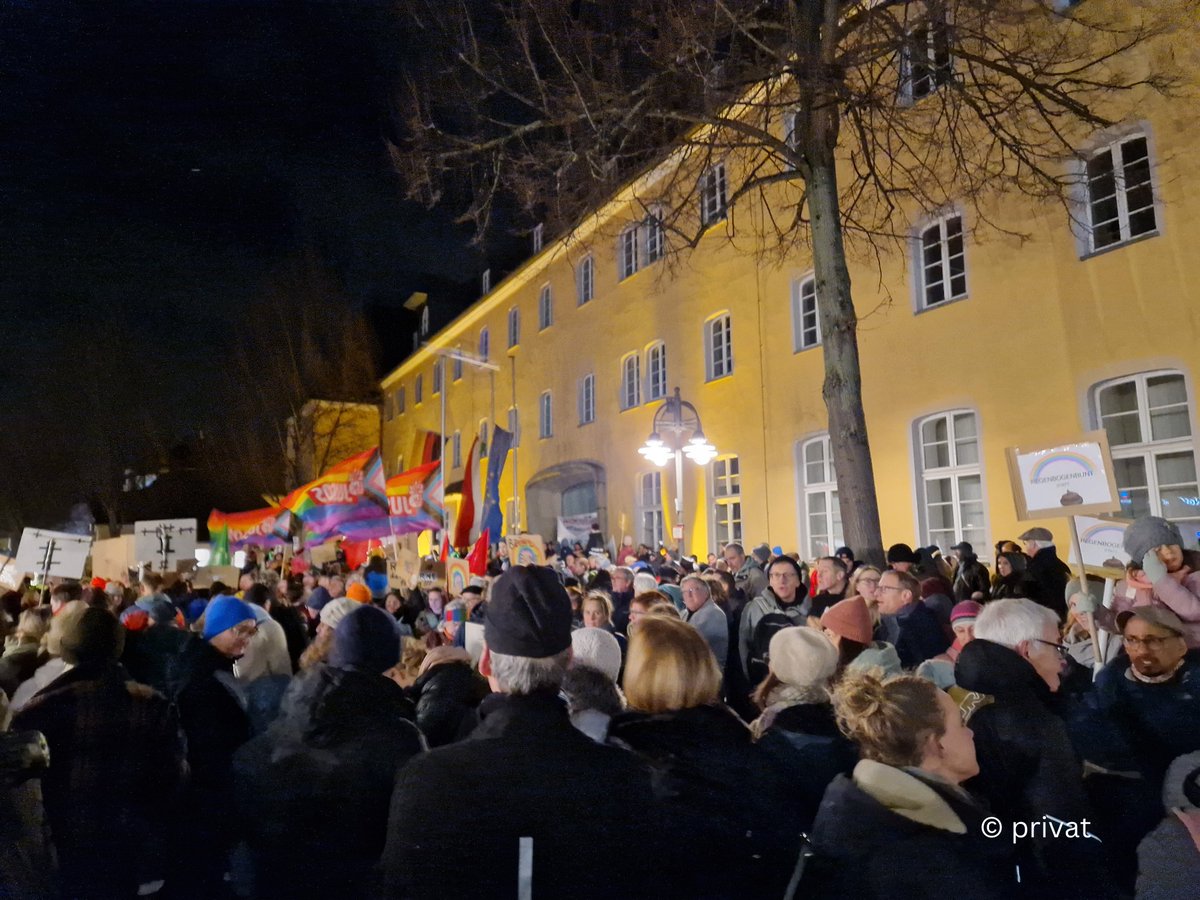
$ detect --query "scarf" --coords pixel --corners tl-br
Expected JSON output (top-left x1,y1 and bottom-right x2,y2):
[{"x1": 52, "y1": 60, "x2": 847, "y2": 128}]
[{"x1": 1128, "y1": 657, "x2": 1186, "y2": 684}]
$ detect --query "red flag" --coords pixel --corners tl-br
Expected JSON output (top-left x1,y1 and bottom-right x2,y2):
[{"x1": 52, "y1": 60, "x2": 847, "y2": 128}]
[
  {"x1": 439, "y1": 533, "x2": 449, "y2": 562},
  {"x1": 467, "y1": 529, "x2": 490, "y2": 576},
  {"x1": 342, "y1": 539, "x2": 371, "y2": 571},
  {"x1": 452, "y1": 437, "x2": 479, "y2": 552}
]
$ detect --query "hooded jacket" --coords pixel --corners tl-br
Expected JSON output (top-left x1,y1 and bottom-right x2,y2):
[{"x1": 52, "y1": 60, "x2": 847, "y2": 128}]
[
  {"x1": 955, "y1": 639, "x2": 1110, "y2": 897},
  {"x1": 737, "y1": 587, "x2": 809, "y2": 682},
  {"x1": 807, "y1": 760, "x2": 1017, "y2": 899},
  {"x1": 1136, "y1": 750, "x2": 1200, "y2": 900}
]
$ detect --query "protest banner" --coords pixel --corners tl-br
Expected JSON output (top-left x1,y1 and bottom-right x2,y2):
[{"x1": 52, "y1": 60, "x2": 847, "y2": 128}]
[
  {"x1": 14, "y1": 528, "x2": 93, "y2": 580},
  {"x1": 445, "y1": 558, "x2": 470, "y2": 597},
  {"x1": 557, "y1": 512, "x2": 597, "y2": 545},
  {"x1": 1005, "y1": 432, "x2": 1120, "y2": 519},
  {"x1": 133, "y1": 519, "x2": 198, "y2": 572},
  {"x1": 506, "y1": 534, "x2": 545, "y2": 567}
]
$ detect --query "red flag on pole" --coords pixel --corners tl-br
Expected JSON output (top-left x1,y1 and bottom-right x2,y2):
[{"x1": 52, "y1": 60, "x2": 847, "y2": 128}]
[
  {"x1": 452, "y1": 437, "x2": 479, "y2": 552},
  {"x1": 439, "y1": 533, "x2": 450, "y2": 562},
  {"x1": 467, "y1": 529, "x2": 489, "y2": 576}
]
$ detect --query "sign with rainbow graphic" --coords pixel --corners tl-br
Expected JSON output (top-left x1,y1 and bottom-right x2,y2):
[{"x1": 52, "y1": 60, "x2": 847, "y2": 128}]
[
  {"x1": 1006, "y1": 431, "x2": 1120, "y2": 519},
  {"x1": 506, "y1": 534, "x2": 546, "y2": 568},
  {"x1": 1067, "y1": 515, "x2": 1132, "y2": 577}
]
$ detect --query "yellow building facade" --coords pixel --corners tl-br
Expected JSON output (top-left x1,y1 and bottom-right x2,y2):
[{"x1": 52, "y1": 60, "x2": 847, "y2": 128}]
[{"x1": 380, "y1": 60, "x2": 1200, "y2": 561}]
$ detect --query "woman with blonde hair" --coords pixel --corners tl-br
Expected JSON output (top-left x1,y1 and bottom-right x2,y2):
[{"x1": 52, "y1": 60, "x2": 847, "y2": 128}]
[
  {"x1": 805, "y1": 670, "x2": 1015, "y2": 898},
  {"x1": 847, "y1": 565, "x2": 883, "y2": 623},
  {"x1": 608, "y1": 616, "x2": 802, "y2": 898}
]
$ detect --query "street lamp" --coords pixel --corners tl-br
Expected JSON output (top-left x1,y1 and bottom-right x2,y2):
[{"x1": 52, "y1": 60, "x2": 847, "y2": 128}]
[{"x1": 638, "y1": 387, "x2": 718, "y2": 556}]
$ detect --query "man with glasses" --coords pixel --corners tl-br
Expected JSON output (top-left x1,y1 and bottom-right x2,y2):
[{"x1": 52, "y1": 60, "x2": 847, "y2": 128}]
[
  {"x1": 955, "y1": 598, "x2": 1109, "y2": 897},
  {"x1": 875, "y1": 569, "x2": 949, "y2": 668}
]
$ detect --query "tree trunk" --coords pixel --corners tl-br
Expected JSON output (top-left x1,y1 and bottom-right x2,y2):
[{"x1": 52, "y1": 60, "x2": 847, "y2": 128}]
[{"x1": 796, "y1": 0, "x2": 885, "y2": 567}]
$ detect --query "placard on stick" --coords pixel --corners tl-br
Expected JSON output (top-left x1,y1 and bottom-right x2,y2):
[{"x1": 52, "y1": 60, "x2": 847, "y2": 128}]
[
  {"x1": 133, "y1": 519, "x2": 198, "y2": 571},
  {"x1": 445, "y1": 558, "x2": 470, "y2": 597},
  {"x1": 14, "y1": 528, "x2": 93, "y2": 580},
  {"x1": 389, "y1": 548, "x2": 421, "y2": 588},
  {"x1": 91, "y1": 535, "x2": 136, "y2": 583},
  {"x1": 506, "y1": 534, "x2": 545, "y2": 567},
  {"x1": 1005, "y1": 432, "x2": 1120, "y2": 520},
  {"x1": 1067, "y1": 515, "x2": 1132, "y2": 578}
]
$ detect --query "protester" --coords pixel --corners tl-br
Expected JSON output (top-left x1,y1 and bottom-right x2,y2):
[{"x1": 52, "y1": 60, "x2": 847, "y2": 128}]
[
  {"x1": 1118, "y1": 515, "x2": 1200, "y2": 647},
  {"x1": 0, "y1": 609, "x2": 47, "y2": 698},
  {"x1": 807, "y1": 670, "x2": 1017, "y2": 898},
  {"x1": 609, "y1": 565, "x2": 635, "y2": 634},
  {"x1": 876, "y1": 569, "x2": 950, "y2": 668},
  {"x1": 950, "y1": 541, "x2": 991, "y2": 601},
  {"x1": 405, "y1": 643, "x2": 490, "y2": 747},
  {"x1": 723, "y1": 541, "x2": 767, "y2": 603},
  {"x1": 382, "y1": 565, "x2": 669, "y2": 898},
  {"x1": 819, "y1": 595, "x2": 876, "y2": 672},
  {"x1": 991, "y1": 550, "x2": 1036, "y2": 600},
  {"x1": 9, "y1": 600, "x2": 88, "y2": 712},
  {"x1": 611, "y1": 615, "x2": 804, "y2": 898},
  {"x1": 1136, "y1": 750, "x2": 1200, "y2": 899},
  {"x1": 810, "y1": 556, "x2": 849, "y2": 620},
  {"x1": 885, "y1": 543, "x2": 919, "y2": 573},
  {"x1": 1020, "y1": 526, "x2": 1070, "y2": 618},
  {"x1": 563, "y1": 626, "x2": 625, "y2": 742},
  {"x1": 738, "y1": 555, "x2": 810, "y2": 686},
  {"x1": 916, "y1": 600, "x2": 981, "y2": 689},
  {"x1": 680, "y1": 574, "x2": 728, "y2": 667},
  {"x1": 955, "y1": 597, "x2": 1111, "y2": 896},
  {"x1": 234, "y1": 605, "x2": 421, "y2": 899}
]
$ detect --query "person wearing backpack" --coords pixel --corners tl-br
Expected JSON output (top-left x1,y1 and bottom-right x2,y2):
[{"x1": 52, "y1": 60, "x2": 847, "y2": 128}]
[{"x1": 738, "y1": 556, "x2": 810, "y2": 689}]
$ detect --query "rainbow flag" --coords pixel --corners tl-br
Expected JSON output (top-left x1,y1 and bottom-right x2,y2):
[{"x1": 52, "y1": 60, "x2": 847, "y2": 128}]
[
  {"x1": 207, "y1": 507, "x2": 287, "y2": 564},
  {"x1": 338, "y1": 461, "x2": 445, "y2": 542},
  {"x1": 274, "y1": 447, "x2": 389, "y2": 544}
]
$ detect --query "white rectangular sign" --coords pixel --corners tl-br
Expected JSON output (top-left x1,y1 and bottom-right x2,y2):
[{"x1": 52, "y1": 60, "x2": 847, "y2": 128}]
[
  {"x1": 1006, "y1": 431, "x2": 1121, "y2": 520},
  {"x1": 14, "y1": 528, "x2": 93, "y2": 580},
  {"x1": 1067, "y1": 516, "x2": 1132, "y2": 577},
  {"x1": 133, "y1": 518, "x2": 198, "y2": 571}
]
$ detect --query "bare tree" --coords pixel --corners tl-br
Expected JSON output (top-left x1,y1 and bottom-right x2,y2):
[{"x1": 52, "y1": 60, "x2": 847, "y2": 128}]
[{"x1": 393, "y1": 0, "x2": 1188, "y2": 563}]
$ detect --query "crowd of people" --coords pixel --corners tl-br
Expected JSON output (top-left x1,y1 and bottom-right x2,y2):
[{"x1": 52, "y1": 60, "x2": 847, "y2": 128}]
[{"x1": 1, "y1": 514, "x2": 1199, "y2": 898}]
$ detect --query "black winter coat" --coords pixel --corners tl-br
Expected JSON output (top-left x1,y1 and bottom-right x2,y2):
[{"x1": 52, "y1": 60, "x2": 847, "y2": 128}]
[
  {"x1": 233, "y1": 665, "x2": 424, "y2": 899},
  {"x1": 609, "y1": 703, "x2": 806, "y2": 899},
  {"x1": 887, "y1": 601, "x2": 951, "y2": 668},
  {"x1": 756, "y1": 702, "x2": 857, "y2": 831},
  {"x1": 406, "y1": 660, "x2": 490, "y2": 747},
  {"x1": 956, "y1": 639, "x2": 1112, "y2": 898},
  {"x1": 381, "y1": 690, "x2": 671, "y2": 899},
  {"x1": 1027, "y1": 547, "x2": 1071, "y2": 618},
  {"x1": 120, "y1": 624, "x2": 209, "y2": 701}
]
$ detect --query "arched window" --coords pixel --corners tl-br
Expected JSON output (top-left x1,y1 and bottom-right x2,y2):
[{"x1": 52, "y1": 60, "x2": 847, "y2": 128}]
[
  {"x1": 646, "y1": 342, "x2": 667, "y2": 401},
  {"x1": 799, "y1": 435, "x2": 842, "y2": 558},
  {"x1": 915, "y1": 410, "x2": 986, "y2": 553},
  {"x1": 621, "y1": 354, "x2": 642, "y2": 410}
]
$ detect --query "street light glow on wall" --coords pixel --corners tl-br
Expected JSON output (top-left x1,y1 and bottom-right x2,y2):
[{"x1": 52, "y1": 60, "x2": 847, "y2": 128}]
[{"x1": 639, "y1": 387, "x2": 717, "y2": 554}]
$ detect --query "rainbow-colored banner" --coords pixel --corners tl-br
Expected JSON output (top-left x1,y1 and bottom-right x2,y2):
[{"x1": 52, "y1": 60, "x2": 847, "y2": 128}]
[
  {"x1": 338, "y1": 461, "x2": 445, "y2": 542},
  {"x1": 273, "y1": 447, "x2": 389, "y2": 544}
]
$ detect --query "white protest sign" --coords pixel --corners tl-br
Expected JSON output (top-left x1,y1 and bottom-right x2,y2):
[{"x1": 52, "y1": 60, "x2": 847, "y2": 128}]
[
  {"x1": 557, "y1": 512, "x2": 597, "y2": 545},
  {"x1": 1067, "y1": 516, "x2": 1132, "y2": 577},
  {"x1": 1005, "y1": 431, "x2": 1121, "y2": 520},
  {"x1": 14, "y1": 528, "x2": 93, "y2": 580},
  {"x1": 133, "y1": 519, "x2": 198, "y2": 572}
]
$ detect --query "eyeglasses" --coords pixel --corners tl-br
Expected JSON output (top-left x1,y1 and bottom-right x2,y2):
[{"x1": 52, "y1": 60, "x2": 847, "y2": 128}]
[
  {"x1": 1122, "y1": 634, "x2": 1175, "y2": 651},
  {"x1": 877, "y1": 584, "x2": 904, "y2": 593},
  {"x1": 1033, "y1": 638, "x2": 1070, "y2": 659}
]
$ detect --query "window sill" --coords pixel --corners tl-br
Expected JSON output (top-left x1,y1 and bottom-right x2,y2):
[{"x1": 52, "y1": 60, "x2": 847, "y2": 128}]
[
  {"x1": 915, "y1": 293, "x2": 969, "y2": 316},
  {"x1": 705, "y1": 372, "x2": 734, "y2": 384},
  {"x1": 793, "y1": 342, "x2": 823, "y2": 354},
  {"x1": 1079, "y1": 229, "x2": 1160, "y2": 262}
]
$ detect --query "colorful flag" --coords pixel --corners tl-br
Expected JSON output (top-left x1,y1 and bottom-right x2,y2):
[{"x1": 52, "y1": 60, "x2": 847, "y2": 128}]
[
  {"x1": 480, "y1": 425, "x2": 513, "y2": 540},
  {"x1": 467, "y1": 529, "x2": 490, "y2": 576},
  {"x1": 275, "y1": 448, "x2": 388, "y2": 544},
  {"x1": 338, "y1": 461, "x2": 445, "y2": 542},
  {"x1": 452, "y1": 437, "x2": 479, "y2": 552},
  {"x1": 207, "y1": 507, "x2": 286, "y2": 564},
  {"x1": 439, "y1": 533, "x2": 450, "y2": 563}
]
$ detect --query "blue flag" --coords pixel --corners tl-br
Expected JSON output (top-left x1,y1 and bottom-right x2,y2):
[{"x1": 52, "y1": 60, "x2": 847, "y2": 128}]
[{"x1": 480, "y1": 425, "x2": 512, "y2": 540}]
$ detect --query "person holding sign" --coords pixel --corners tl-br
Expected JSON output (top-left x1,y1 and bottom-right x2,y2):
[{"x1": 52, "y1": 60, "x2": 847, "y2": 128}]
[{"x1": 1105, "y1": 517, "x2": 1200, "y2": 649}]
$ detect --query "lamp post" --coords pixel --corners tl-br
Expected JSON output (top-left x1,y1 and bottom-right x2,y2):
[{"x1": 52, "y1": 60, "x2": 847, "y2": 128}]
[{"x1": 638, "y1": 387, "x2": 717, "y2": 557}]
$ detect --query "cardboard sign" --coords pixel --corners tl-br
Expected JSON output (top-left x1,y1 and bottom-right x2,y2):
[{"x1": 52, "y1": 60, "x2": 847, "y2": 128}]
[
  {"x1": 14, "y1": 528, "x2": 93, "y2": 580},
  {"x1": 308, "y1": 542, "x2": 340, "y2": 566},
  {"x1": 188, "y1": 565, "x2": 240, "y2": 590},
  {"x1": 445, "y1": 558, "x2": 470, "y2": 597},
  {"x1": 506, "y1": 534, "x2": 545, "y2": 568},
  {"x1": 1005, "y1": 432, "x2": 1121, "y2": 520},
  {"x1": 1067, "y1": 515, "x2": 1132, "y2": 578},
  {"x1": 419, "y1": 559, "x2": 446, "y2": 587},
  {"x1": 389, "y1": 548, "x2": 421, "y2": 588},
  {"x1": 91, "y1": 535, "x2": 136, "y2": 583},
  {"x1": 133, "y1": 519, "x2": 198, "y2": 571}
]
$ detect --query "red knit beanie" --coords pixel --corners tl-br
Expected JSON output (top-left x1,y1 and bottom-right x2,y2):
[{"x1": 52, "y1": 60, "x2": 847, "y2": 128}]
[{"x1": 819, "y1": 595, "x2": 873, "y2": 645}]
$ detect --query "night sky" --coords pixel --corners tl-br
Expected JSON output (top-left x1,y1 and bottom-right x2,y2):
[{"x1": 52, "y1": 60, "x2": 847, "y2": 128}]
[{"x1": 0, "y1": 1, "x2": 491, "y2": 527}]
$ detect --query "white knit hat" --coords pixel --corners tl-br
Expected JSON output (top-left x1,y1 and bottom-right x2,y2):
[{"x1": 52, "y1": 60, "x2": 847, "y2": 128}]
[
  {"x1": 570, "y1": 627, "x2": 623, "y2": 683},
  {"x1": 319, "y1": 597, "x2": 360, "y2": 630},
  {"x1": 768, "y1": 627, "x2": 838, "y2": 691}
]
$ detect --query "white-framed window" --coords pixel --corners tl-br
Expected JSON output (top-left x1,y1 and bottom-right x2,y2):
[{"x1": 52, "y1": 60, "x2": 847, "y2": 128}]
[
  {"x1": 915, "y1": 213, "x2": 967, "y2": 309},
  {"x1": 532, "y1": 223, "x2": 544, "y2": 254},
  {"x1": 791, "y1": 276, "x2": 821, "y2": 351},
  {"x1": 478, "y1": 326, "x2": 490, "y2": 362},
  {"x1": 1081, "y1": 134, "x2": 1157, "y2": 254},
  {"x1": 799, "y1": 435, "x2": 843, "y2": 558},
  {"x1": 619, "y1": 226, "x2": 640, "y2": 280},
  {"x1": 621, "y1": 354, "x2": 642, "y2": 410},
  {"x1": 508, "y1": 406, "x2": 520, "y2": 448},
  {"x1": 1093, "y1": 371, "x2": 1198, "y2": 545},
  {"x1": 704, "y1": 313, "x2": 733, "y2": 381},
  {"x1": 479, "y1": 418, "x2": 489, "y2": 456},
  {"x1": 577, "y1": 255, "x2": 594, "y2": 305},
  {"x1": 432, "y1": 359, "x2": 443, "y2": 395},
  {"x1": 452, "y1": 347, "x2": 463, "y2": 381},
  {"x1": 644, "y1": 208, "x2": 665, "y2": 264},
  {"x1": 481, "y1": 269, "x2": 491, "y2": 295},
  {"x1": 578, "y1": 373, "x2": 595, "y2": 425},
  {"x1": 452, "y1": 431, "x2": 462, "y2": 469},
  {"x1": 539, "y1": 391, "x2": 553, "y2": 439},
  {"x1": 916, "y1": 410, "x2": 986, "y2": 553},
  {"x1": 700, "y1": 163, "x2": 728, "y2": 227},
  {"x1": 415, "y1": 374, "x2": 424, "y2": 405},
  {"x1": 395, "y1": 386, "x2": 405, "y2": 415},
  {"x1": 507, "y1": 307, "x2": 520, "y2": 349},
  {"x1": 646, "y1": 342, "x2": 668, "y2": 401},
  {"x1": 901, "y1": 8, "x2": 952, "y2": 103},
  {"x1": 538, "y1": 284, "x2": 553, "y2": 330},
  {"x1": 638, "y1": 471, "x2": 665, "y2": 548},
  {"x1": 712, "y1": 455, "x2": 742, "y2": 545}
]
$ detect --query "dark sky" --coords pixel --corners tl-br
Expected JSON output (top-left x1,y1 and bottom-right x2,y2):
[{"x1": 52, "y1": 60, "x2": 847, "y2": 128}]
[{"x1": 0, "y1": 1, "x2": 492, "y2": 527}]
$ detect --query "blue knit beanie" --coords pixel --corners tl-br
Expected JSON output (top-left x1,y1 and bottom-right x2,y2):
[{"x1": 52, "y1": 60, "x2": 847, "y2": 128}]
[
  {"x1": 203, "y1": 595, "x2": 257, "y2": 641},
  {"x1": 365, "y1": 570, "x2": 389, "y2": 599},
  {"x1": 305, "y1": 585, "x2": 332, "y2": 612},
  {"x1": 330, "y1": 604, "x2": 400, "y2": 673}
]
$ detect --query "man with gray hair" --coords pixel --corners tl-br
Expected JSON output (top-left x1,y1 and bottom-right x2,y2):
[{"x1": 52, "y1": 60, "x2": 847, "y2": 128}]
[
  {"x1": 382, "y1": 566, "x2": 668, "y2": 898},
  {"x1": 1019, "y1": 526, "x2": 1070, "y2": 619},
  {"x1": 680, "y1": 574, "x2": 728, "y2": 667},
  {"x1": 955, "y1": 598, "x2": 1110, "y2": 896}
]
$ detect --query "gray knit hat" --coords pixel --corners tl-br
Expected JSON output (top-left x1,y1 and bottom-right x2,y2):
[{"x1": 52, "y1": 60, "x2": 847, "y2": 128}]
[{"x1": 1123, "y1": 516, "x2": 1184, "y2": 562}]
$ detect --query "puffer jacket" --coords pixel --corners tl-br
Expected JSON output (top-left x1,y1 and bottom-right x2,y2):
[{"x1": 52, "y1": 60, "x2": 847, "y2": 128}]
[{"x1": 406, "y1": 659, "x2": 490, "y2": 747}]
